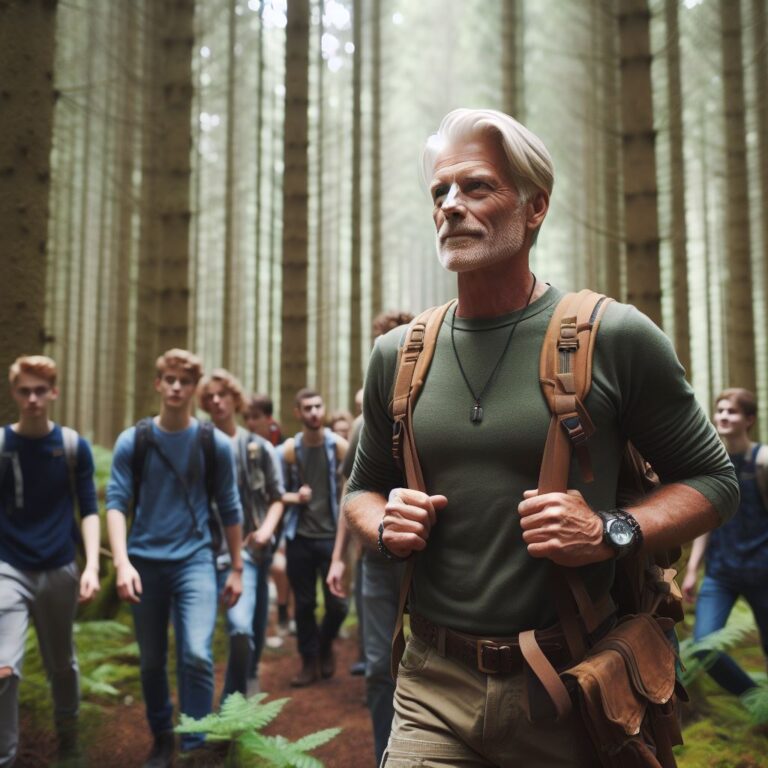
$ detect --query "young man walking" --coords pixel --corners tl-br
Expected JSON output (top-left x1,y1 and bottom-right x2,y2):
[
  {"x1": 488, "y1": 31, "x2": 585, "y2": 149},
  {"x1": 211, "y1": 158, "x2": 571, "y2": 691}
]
[
  {"x1": 280, "y1": 388, "x2": 348, "y2": 687},
  {"x1": 0, "y1": 355, "x2": 100, "y2": 767},
  {"x1": 683, "y1": 388, "x2": 768, "y2": 696},
  {"x1": 198, "y1": 368, "x2": 285, "y2": 697},
  {"x1": 106, "y1": 350, "x2": 243, "y2": 767},
  {"x1": 345, "y1": 109, "x2": 738, "y2": 766}
]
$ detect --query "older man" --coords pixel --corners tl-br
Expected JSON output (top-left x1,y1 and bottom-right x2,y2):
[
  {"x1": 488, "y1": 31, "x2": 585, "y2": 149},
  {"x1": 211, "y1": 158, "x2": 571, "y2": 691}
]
[{"x1": 344, "y1": 108, "x2": 738, "y2": 766}]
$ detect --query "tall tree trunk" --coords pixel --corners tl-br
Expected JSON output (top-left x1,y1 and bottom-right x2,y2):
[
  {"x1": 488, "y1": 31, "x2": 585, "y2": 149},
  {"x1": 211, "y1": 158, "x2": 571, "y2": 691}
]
[
  {"x1": 111, "y1": 0, "x2": 139, "y2": 436},
  {"x1": 755, "y1": 0, "x2": 768, "y2": 412},
  {"x1": 720, "y1": 0, "x2": 755, "y2": 391},
  {"x1": 370, "y1": 0, "x2": 383, "y2": 317},
  {"x1": 0, "y1": 0, "x2": 58, "y2": 423},
  {"x1": 348, "y1": 0, "x2": 363, "y2": 406},
  {"x1": 280, "y1": 0, "x2": 310, "y2": 429},
  {"x1": 314, "y1": 2, "x2": 327, "y2": 395},
  {"x1": 501, "y1": 0, "x2": 524, "y2": 120},
  {"x1": 665, "y1": 0, "x2": 690, "y2": 374},
  {"x1": 601, "y1": 0, "x2": 622, "y2": 300},
  {"x1": 134, "y1": 0, "x2": 195, "y2": 417},
  {"x1": 252, "y1": 3, "x2": 265, "y2": 386},
  {"x1": 223, "y1": 0, "x2": 238, "y2": 370},
  {"x1": 617, "y1": 0, "x2": 661, "y2": 324}
]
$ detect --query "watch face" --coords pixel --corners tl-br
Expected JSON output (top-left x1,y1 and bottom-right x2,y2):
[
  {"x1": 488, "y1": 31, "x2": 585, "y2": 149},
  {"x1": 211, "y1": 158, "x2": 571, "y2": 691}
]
[{"x1": 607, "y1": 517, "x2": 634, "y2": 547}]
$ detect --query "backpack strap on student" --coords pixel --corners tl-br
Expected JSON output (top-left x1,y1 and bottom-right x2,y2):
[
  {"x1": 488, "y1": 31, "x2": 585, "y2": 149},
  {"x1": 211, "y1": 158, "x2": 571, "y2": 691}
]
[
  {"x1": 132, "y1": 417, "x2": 154, "y2": 512},
  {"x1": 198, "y1": 420, "x2": 217, "y2": 505},
  {"x1": 390, "y1": 300, "x2": 455, "y2": 678},
  {"x1": 61, "y1": 426, "x2": 80, "y2": 513},
  {"x1": 0, "y1": 427, "x2": 24, "y2": 510}
]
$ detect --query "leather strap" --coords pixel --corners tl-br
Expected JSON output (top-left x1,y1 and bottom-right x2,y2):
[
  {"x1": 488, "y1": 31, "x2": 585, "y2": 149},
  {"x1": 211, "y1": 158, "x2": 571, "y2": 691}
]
[
  {"x1": 390, "y1": 301, "x2": 455, "y2": 679},
  {"x1": 519, "y1": 629, "x2": 574, "y2": 721}
]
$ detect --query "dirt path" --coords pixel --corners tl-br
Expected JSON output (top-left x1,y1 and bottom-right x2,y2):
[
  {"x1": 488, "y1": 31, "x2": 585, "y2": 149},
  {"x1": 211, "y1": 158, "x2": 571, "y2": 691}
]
[{"x1": 17, "y1": 629, "x2": 376, "y2": 768}]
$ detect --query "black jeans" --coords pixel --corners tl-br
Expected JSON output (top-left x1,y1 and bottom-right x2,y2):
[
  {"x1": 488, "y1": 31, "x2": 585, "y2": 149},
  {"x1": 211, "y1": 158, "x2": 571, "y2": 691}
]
[{"x1": 286, "y1": 535, "x2": 349, "y2": 659}]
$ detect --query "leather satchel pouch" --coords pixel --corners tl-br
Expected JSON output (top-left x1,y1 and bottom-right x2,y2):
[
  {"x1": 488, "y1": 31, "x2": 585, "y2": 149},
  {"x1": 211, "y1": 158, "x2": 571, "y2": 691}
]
[{"x1": 563, "y1": 614, "x2": 680, "y2": 768}]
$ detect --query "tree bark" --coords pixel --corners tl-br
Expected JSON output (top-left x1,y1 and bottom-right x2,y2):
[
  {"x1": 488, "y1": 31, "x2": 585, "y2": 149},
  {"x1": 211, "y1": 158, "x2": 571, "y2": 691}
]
[
  {"x1": 348, "y1": 0, "x2": 363, "y2": 407},
  {"x1": 501, "y1": 0, "x2": 524, "y2": 120},
  {"x1": 280, "y1": 0, "x2": 310, "y2": 429},
  {"x1": 0, "y1": 0, "x2": 58, "y2": 423},
  {"x1": 134, "y1": 0, "x2": 195, "y2": 418},
  {"x1": 665, "y1": 0, "x2": 690, "y2": 375},
  {"x1": 720, "y1": 0, "x2": 755, "y2": 391},
  {"x1": 617, "y1": 0, "x2": 661, "y2": 324}
]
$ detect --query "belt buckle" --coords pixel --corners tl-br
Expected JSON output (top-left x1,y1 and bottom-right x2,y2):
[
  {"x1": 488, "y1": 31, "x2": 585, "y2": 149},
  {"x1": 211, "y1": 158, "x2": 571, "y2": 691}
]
[{"x1": 477, "y1": 640, "x2": 507, "y2": 674}]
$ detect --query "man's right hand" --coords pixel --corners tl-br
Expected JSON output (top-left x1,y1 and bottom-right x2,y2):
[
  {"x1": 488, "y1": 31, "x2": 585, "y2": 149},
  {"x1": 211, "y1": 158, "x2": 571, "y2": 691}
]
[
  {"x1": 382, "y1": 489, "x2": 448, "y2": 559},
  {"x1": 115, "y1": 560, "x2": 142, "y2": 604},
  {"x1": 298, "y1": 484, "x2": 313, "y2": 504}
]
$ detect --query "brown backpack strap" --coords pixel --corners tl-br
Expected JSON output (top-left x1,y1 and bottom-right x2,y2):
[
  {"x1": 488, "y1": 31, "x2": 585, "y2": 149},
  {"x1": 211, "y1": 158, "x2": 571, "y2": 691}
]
[
  {"x1": 389, "y1": 300, "x2": 456, "y2": 678},
  {"x1": 520, "y1": 290, "x2": 615, "y2": 720}
]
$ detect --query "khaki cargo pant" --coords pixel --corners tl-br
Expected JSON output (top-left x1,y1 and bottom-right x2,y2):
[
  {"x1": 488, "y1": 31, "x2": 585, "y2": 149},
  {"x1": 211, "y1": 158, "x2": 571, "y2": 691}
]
[{"x1": 381, "y1": 634, "x2": 597, "y2": 768}]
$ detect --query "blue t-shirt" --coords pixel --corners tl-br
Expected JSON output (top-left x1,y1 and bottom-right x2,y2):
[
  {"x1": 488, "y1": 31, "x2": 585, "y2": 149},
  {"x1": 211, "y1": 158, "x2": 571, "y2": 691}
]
[
  {"x1": 0, "y1": 424, "x2": 98, "y2": 571},
  {"x1": 106, "y1": 419, "x2": 242, "y2": 561}
]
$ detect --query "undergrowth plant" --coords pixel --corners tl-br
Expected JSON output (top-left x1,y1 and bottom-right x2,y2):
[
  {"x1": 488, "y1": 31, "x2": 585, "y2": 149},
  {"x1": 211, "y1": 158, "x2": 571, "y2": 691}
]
[{"x1": 176, "y1": 692, "x2": 340, "y2": 767}]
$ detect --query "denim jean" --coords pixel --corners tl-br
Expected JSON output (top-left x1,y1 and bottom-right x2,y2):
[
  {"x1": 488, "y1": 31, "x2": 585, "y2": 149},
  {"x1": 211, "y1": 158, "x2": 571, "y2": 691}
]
[
  {"x1": 285, "y1": 535, "x2": 348, "y2": 660},
  {"x1": 362, "y1": 554, "x2": 405, "y2": 767},
  {"x1": 217, "y1": 558, "x2": 257, "y2": 700},
  {"x1": 131, "y1": 549, "x2": 217, "y2": 750},
  {"x1": 693, "y1": 573, "x2": 768, "y2": 695}
]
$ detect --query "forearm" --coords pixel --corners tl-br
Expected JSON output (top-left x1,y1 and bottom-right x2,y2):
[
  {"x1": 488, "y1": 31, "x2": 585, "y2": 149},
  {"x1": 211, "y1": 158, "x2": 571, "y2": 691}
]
[
  {"x1": 684, "y1": 532, "x2": 710, "y2": 575},
  {"x1": 80, "y1": 514, "x2": 101, "y2": 571},
  {"x1": 344, "y1": 490, "x2": 387, "y2": 550},
  {"x1": 259, "y1": 501, "x2": 284, "y2": 540},
  {"x1": 106, "y1": 509, "x2": 131, "y2": 567},
  {"x1": 282, "y1": 491, "x2": 303, "y2": 505},
  {"x1": 629, "y1": 483, "x2": 720, "y2": 554},
  {"x1": 224, "y1": 523, "x2": 244, "y2": 570},
  {"x1": 331, "y1": 507, "x2": 351, "y2": 561}
]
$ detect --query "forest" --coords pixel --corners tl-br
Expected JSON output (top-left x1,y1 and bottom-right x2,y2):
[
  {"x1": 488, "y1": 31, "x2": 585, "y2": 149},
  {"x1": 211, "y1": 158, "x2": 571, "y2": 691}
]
[{"x1": 1, "y1": 0, "x2": 768, "y2": 766}]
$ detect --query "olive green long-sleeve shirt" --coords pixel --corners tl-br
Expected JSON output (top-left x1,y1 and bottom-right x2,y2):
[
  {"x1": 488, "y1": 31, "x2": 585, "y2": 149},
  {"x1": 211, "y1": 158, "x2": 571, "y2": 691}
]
[{"x1": 347, "y1": 286, "x2": 738, "y2": 635}]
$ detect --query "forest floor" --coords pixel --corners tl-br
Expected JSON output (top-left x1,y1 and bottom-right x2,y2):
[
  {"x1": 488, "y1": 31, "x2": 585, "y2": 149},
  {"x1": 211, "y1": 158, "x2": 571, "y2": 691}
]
[{"x1": 15, "y1": 612, "x2": 374, "y2": 768}]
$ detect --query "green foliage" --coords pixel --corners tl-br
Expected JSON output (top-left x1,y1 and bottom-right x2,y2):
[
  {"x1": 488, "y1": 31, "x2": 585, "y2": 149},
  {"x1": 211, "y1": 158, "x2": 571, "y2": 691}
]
[
  {"x1": 741, "y1": 686, "x2": 768, "y2": 725},
  {"x1": 176, "y1": 693, "x2": 340, "y2": 767},
  {"x1": 91, "y1": 444, "x2": 113, "y2": 492},
  {"x1": 678, "y1": 602, "x2": 757, "y2": 688}
]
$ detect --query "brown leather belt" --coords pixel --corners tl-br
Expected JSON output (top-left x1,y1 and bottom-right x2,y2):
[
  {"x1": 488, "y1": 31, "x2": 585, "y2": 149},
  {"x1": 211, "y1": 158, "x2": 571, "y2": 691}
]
[{"x1": 410, "y1": 613, "x2": 572, "y2": 675}]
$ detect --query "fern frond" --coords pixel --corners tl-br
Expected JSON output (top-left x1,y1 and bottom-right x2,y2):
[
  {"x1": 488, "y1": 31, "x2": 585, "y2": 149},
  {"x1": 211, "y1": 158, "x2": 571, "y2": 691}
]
[
  {"x1": 176, "y1": 693, "x2": 290, "y2": 739},
  {"x1": 741, "y1": 685, "x2": 768, "y2": 724},
  {"x1": 291, "y1": 728, "x2": 341, "y2": 752}
]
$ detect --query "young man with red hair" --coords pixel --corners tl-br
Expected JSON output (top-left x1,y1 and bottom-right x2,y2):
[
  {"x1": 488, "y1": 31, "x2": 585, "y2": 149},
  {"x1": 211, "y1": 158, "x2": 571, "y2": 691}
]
[{"x1": 0, "y1": 355, "x2": 100, "y2": 766}]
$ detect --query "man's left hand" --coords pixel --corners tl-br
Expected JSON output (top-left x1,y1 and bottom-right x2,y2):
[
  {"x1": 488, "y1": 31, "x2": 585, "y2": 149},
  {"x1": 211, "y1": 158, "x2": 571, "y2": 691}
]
[
  {"x1": 518, "y1": 489, "x2": 612, "y2": 566},
  {"x1": 221, "y1": 569, "x2": 243, "y2": 608}
]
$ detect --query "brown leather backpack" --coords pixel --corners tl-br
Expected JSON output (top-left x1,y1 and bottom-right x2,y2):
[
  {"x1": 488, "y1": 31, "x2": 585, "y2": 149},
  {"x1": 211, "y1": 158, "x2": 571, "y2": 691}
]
[{"x1": 389, "y1": 290, "x2": 685, "y2": 767}]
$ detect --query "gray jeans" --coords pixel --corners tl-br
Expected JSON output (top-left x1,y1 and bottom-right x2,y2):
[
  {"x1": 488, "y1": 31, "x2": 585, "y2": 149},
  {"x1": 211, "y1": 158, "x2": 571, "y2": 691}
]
[{"x1": 0, "y1": 560, "x2": 80, "y2": 766}]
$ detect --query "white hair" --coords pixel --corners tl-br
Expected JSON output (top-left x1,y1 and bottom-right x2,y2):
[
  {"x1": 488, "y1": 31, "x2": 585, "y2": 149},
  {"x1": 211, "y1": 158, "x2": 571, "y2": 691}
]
[{"x1": 420, "y1": 108, "x2": 554, "y2": 203}]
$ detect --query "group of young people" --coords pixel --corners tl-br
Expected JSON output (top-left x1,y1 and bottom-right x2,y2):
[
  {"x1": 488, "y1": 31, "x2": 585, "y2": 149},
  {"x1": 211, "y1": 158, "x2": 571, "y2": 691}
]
[{"x1": 0, "y1": 351, "x2": 357, "y2": 768}]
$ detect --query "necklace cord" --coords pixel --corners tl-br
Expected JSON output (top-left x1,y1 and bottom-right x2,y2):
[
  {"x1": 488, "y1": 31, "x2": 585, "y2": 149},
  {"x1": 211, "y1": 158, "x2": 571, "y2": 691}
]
[{"x1": 450, "y1": 273, "x2": 538, "y2": 409}]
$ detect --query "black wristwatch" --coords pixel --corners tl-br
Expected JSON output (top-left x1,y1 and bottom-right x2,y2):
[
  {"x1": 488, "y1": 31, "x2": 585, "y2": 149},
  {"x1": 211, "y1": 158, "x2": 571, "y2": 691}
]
[
  {"x1": 378, "y1": 521, "x2": 408, "y2": 562},
  {"x1": 596, "y1": 508, "x2": 643, "y2": 559}
]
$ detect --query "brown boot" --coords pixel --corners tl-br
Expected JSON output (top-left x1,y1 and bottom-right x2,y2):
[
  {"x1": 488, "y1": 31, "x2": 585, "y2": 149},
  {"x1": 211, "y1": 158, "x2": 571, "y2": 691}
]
[
  {"x1": 320, "y1": 646, "x2": 336, "y2": 679},
  {"x1": 290, "y1": 657, "x2": 318, "y2": 687}
]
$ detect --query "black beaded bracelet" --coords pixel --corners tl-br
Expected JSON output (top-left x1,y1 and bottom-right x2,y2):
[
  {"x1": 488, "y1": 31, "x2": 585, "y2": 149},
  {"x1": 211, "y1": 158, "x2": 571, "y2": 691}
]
[{"x1": 378, "y1": 521, "x2": 408, "y2": 562}]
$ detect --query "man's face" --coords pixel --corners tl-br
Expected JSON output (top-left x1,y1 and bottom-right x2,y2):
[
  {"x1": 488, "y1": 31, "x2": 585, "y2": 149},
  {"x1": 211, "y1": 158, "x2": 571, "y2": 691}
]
[
  {"x1": 296, "y1": 396, "x2": 325, "y2": 431},
  {"x1": 331, "y1": 418, "x2": 350, "y2": 440},
  {"x1": 714, "y1": 398, "x2": 753, "y2": 440},
  {"x1": 429, "y1": 134, "x2": 535, "y2": 273},
  {"x1": 245, "y1": 409, "x2": 270, "y2": 439},
  {"x1": 154, "y1": 365, "x2": 197, "y2": 411},
  {"x1": 201, "y1": 381, "x2": 236, "y2": 425},
  {"x1": 11, "y1": 372, "x2": 58, "y2": 419}
]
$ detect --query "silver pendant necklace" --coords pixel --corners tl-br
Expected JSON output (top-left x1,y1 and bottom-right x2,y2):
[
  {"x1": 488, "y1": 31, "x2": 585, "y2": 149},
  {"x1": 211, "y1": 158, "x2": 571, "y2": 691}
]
[{"x1": 450, "y1": 274, "x2": 537, "y2": 424}]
